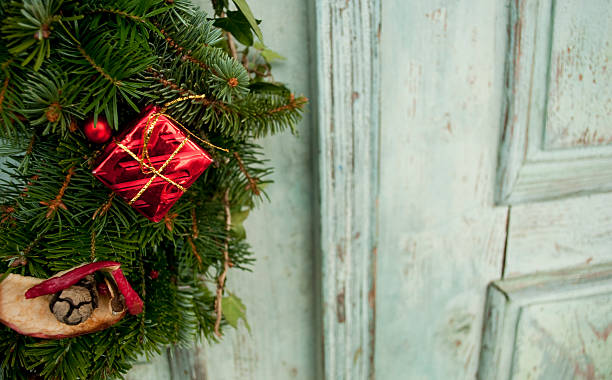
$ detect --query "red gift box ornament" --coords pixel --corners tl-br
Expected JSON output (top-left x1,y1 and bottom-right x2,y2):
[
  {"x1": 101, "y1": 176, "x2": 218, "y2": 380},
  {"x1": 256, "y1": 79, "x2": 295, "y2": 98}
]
[{"x1": 93, "y1": 97, "x2": 224, "y2": 222}]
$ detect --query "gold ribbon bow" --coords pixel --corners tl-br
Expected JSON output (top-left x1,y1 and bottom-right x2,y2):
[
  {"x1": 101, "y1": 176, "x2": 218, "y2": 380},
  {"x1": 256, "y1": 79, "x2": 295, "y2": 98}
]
[{"x1": 113, "y1": 95, "x2": 228, "y2": 205}]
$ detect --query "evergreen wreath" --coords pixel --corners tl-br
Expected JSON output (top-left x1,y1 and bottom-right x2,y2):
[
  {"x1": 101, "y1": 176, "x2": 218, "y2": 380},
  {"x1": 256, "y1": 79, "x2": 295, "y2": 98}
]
[{"x1": 0, "y1": 0, "x2": 306, "y2": 378}]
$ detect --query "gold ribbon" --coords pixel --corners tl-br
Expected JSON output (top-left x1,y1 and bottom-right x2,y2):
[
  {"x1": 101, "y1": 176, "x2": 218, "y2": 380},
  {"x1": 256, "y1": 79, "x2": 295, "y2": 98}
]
[{"x1": 113, "y1": 95, "x2": 228, "y2": 205}]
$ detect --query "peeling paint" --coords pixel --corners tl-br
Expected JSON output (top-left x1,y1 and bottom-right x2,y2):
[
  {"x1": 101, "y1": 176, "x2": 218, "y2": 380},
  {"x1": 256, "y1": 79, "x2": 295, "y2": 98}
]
[{"x1": 336, "y1": 289, "x2": 345, "y2": 323}]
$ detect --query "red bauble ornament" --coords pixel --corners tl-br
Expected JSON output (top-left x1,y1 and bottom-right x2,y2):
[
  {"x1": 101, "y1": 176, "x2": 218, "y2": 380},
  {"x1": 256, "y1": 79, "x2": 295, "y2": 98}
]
[{"x1": 83, "y1": 116, "x2": 112, "y2": 144}]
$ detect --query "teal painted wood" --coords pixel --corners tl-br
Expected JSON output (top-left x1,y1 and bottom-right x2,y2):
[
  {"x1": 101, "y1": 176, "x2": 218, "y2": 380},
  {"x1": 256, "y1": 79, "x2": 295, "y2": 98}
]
[
  {"x1": 169, "y1": 347, "x2": 212, "y2": 380},
  {"x1": 505, "y1": 191, "x2": 612, "y2": 277},
  {"x1": 376, "y1": 0, "x2": 510, "y2": 379},
  {"x1": 543, "y1": 0, "x2": 611, "y2": 150},
  {"x1": 126, "y1": 353, "x2": 171, "y2": 380},
  {"x1": 497, "y1": 0, "x2": 612, "y2": 205},
  {"x1": 478, "y1": 263, "x2": 612, "y2": 379},
  {"x1": 314, "y1": 0, "x2": 381, "y2": 379}
]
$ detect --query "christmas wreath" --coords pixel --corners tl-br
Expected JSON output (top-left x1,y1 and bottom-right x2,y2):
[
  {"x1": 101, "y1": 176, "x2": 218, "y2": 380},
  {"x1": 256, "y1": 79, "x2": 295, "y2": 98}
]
[{"x1": 0, "y1": 0, "x2": 306, "y2": 378}]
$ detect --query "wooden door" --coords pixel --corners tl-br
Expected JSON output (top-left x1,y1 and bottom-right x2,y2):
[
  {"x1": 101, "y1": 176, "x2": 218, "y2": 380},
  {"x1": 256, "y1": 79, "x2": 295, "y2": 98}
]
[
  {"x1": 128, "y1": 0, "x2": 612, "y2": 379},
  {"x1": 375, "y1": 0, "x2": 612, "y2": 379},
  {"x1": 478, "y1": 0, "x2": 612, "y2": 378}
]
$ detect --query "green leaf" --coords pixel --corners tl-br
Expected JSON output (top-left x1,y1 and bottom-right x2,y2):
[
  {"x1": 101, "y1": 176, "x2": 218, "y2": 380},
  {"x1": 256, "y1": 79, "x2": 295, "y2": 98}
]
[
  {"x1": 249, "y1": 82, "x2": 290, "y2": 96},
  {"x1": 222, "y1": 293, "x2": 251, "y2": 333},
  {"x1": 231, "y1": 209, "x2": 250, "y2": 240},
  {"x1": 253, "y1": 41, "x2": 285, "y2": 63},
  {"x1": 260, "y1": 48, "x2": 286, "y2": 63},
  {"x1": 213, "y1": 11, "x2": 253, "y2": 46},
  {"x1": 232, "y1": 0, "x2": 264, "y2": 43},
  {"x1": 231, "y1": 209, "x2": 250, "y2": 225}
]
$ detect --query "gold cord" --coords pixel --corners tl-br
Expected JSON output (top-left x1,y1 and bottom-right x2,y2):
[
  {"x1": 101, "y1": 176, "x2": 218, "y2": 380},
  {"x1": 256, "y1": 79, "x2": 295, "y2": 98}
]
[{"x1": 113, "y1": 95, "x2": 227, "y2": 205}]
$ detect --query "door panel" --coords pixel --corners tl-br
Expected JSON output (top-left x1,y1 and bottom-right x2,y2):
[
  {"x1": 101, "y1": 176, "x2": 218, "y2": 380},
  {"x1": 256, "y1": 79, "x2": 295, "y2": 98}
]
[
  {"x1": 544, "y1": 0, "x2": 611, "y2": 150},
  {"x1": 376, "y1": 0, "x2": 509, "y2": 378},
  {"x1": 479, "y1": 264, "x2": 612, "y2": 379},
  {"x1": 498, "y1": 0, "x2": 612, "y2": 204},
  {"x1": 505, "y1": 192, "x2": 612, "y2": 276},
  {"x1": 481, "y1": 0, "x2": 612, "y2": 379}
]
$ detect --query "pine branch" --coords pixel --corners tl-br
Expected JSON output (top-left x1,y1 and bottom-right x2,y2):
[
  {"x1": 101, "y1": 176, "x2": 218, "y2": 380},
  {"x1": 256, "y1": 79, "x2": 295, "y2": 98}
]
[
  {"x1": 0, "y1": 0, "x2": 307, "y2": 377},
  {"x1": 78, "y1": 46, "x2": 120, "y2": 86},
  {"x1": 39, "y1": 165, "x2": 75, "y2": 219},
  {"x1": 0, "y1": 76, "x2": 9, "y2": 112},
  {"x1": 214, "y1": 188, "x2": 231, "y2": 337},
  {"x1": 148, "y1": 69, "x2": 232, "y2": 113},
  {"x1": 159, "y1": 28, "x2": 218, "y2": 75},
  {"x1": 233, "y1": 151, "x2": 260, "y2": 195}
]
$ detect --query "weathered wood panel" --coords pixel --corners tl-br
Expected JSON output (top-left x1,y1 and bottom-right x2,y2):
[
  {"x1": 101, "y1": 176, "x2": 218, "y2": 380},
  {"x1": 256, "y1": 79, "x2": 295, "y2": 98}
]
[
  {"x1": 126, "y1": 353, "x2": 171, "y2": 380},
  {"x1": 505, "y1": 191, "x2": 612, "y2": 277},
  {"x1": 544, "y1": 0, "x2": 612, "y2": 149},
  {"x1": 315, "y1": 0, "x2": 381, "y2": 379},
  {"x1": 376, "y1": 0, "x2": 509, "y2": 378},
  {"x1": 478, "y1": 263, "x2": 612, "y2": 380},
  {"x1": 497, "y1": 0, "x2": 612, "y2": 204}
]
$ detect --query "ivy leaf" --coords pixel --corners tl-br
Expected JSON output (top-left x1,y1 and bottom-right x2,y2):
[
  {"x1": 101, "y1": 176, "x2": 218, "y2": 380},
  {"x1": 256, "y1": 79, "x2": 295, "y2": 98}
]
[
  {"x1": 231, "y1": 209, "x2": 250, "y2": 240},
  {"x1": 214, "y1": 11, "x2": 254, "y2": 46},
  {"x1": 253, "y1": 42, "x2": 285, "y2": 64},
  {"x1": 222, "y1": 293, "x2": 251, "y2": 333},
  {"x1": 233, "y1": 0, "x2": 264, "y2": 43},
  {"x1": 261, "y1": 49, "x2": 286, "y2": 63}
]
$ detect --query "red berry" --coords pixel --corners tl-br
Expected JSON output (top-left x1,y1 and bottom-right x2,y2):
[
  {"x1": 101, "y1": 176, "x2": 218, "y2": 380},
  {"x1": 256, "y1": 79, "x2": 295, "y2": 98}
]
[
  {"x1": 83, "y1": 116, "x2": 112, "y2": 144},
  {"x1": 149, "y1": 270, "x2": 159, "y2": 280}
]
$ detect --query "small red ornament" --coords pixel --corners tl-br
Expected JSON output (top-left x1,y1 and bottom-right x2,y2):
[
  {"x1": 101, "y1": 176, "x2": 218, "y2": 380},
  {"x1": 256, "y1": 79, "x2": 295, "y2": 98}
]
[
  {"x1": 149, "y1": 270, "x2": 159, "y2": 280},
  {"x1": 83, "y1": 116, "x2": 112, "y2": 144},
  {"x1": 92, "y1": 106, "x2": 213, "y2": 222}
]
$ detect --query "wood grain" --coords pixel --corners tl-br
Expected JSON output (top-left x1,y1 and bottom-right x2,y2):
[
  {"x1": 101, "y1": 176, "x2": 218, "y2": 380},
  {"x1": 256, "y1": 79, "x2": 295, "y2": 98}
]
[
  {"x1": 497, "y1": 0, "x2": 612, "y2": 205},
  {"x1": 478, "y1": 263, "x2": 612, "y2": 380},
  {"x1": 315, "y1": 0, "x2": 381, "y2": 379},
  {"x1": 126, "y1": 353, "x2": 171, "y2": 380},
  {"x1": 505, "y1": 191, "x2": 612, "y2": 277},
  {"x1": 544, "y1": 0, "x2": 612, "y2": 150},
  {"x1": 376, "y1": 0, "x2": 509, "y2": 378}
]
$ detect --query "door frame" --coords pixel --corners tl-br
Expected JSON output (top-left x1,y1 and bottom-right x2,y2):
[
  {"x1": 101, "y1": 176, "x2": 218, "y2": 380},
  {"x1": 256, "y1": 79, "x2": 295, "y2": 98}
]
[{"x1": 314, "y1": 1, "x2": 381, "y2": 379}]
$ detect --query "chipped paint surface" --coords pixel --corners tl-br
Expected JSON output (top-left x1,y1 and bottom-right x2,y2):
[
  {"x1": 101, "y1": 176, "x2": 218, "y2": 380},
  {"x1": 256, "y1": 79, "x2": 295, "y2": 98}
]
[
  {"x1": 505, "y1": 192, "x2": 612, "y2": 276},
  {"x1": 544, "y1": 0, "x2": 612, "y2": 149},
  {"x1": 376, "y1": 0, "x2": 508, "y2": 379},
  {"x1": 513, "y1": 298, "x2": 612, "y2": 379},
  {"x1": 316, "y1": 0, "x2": 380, "y2": 379},
  {"x1": 479, "y1": 264, "x2": 612, "y2": 379},
  {"x1": 496, "y1": 0, "x2": 612, "y2": 204}
]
